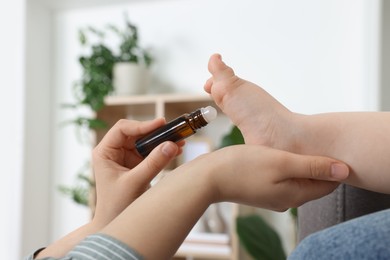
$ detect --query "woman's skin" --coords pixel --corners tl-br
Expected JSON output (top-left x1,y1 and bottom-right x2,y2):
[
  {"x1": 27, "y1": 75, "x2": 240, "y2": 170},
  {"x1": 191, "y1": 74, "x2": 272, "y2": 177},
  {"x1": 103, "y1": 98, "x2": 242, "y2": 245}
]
[
  {"x1": 204, "y1": 53, "x2": 390, "y2": 194},
  {"x1": 36, "y1": 118, "x2": 184, "y2": 258},
  {"x1": 100, "y1": 143, "x2": 348, "y2": 259},
  {"x1": 36, "y1": 119, "x2": 348, "y2": 259}
]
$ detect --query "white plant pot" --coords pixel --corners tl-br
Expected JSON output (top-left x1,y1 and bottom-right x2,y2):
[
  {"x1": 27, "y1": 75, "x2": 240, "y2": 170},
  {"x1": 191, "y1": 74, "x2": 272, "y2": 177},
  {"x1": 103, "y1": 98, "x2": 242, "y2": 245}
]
[{"x1": 113, "y1": 62, "x2": 148, "y2": 95}]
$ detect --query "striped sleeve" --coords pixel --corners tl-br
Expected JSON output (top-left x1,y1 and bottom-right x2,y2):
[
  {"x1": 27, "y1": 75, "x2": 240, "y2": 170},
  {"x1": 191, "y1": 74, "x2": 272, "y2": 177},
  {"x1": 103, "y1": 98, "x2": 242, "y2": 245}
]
[
  {"x1": 68, "y1": 233, "x2": 144, "y2": 260},
  {"x1": 27, "y1": 233, "x2": 144, "y2": 260}
]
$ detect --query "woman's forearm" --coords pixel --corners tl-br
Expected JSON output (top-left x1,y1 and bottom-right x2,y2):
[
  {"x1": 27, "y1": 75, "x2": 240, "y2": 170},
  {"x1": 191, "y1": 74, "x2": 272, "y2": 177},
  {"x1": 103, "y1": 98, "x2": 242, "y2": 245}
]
[
  {"x1": 100, "y1": 162, "x2": 216, "y2": 259},
  {"x1": 34, "y1": 143, "x2": 349, "y2": 259},
  {"x1": 99, "y1": 144, "x2": 350, "y2": 259},
  {"x1": 294, "y1": 112, "x2": 390, "y2": 193}
]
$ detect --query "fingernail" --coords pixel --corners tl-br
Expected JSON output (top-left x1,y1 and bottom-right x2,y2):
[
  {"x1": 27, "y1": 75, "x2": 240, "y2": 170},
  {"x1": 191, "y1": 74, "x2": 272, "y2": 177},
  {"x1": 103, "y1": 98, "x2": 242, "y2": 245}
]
[
  {"x1": 162, "y1": 142, "x2": 176, "y2": 157},
  {"x1": 331, "y1": 163, "x2": 349, "y2": 180}
]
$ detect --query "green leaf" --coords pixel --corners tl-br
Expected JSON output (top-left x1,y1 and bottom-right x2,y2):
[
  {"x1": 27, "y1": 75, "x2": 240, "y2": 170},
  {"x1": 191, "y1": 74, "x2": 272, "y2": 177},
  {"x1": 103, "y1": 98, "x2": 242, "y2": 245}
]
[
  {"x1": 58, "y1": 173, "x2": 95, "y2": 207},
  {"x1": 143, "y1": 50, "x2": 153, "y2": 67},
  {"x1": 72, "y1": 117, "x2": 108, "y2": 130},
  {"x1": 58, "y1": 185, "x2": 89, "y2": 206},
  {"x1": 87, "y1": 26, "x2": 105, "y2": 39},
  {"x1": 220, "y1": 125, "x2": 245, "y2": 148},
  {"x1": 237, "y1": 215, "x2": 286, "y2": 260},
  {"x1": 60, "y1": 187, "x2": 89, "y2": 206},
  {"x1": 88, "y1": 118, "x2": 108, "y2": 129},
  {"x1": 289, "y1": 207, "x2": 298, "y2": 219},
  {"x1": 78, "y1": 30, "x2": 87, "y2": 45}
]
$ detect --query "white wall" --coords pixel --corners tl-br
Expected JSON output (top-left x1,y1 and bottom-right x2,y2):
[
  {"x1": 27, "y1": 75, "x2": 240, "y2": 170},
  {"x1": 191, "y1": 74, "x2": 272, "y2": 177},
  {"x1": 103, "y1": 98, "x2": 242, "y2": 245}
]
[
  {"x1": 0, "y1": 1, "x2": 26, "y2": 259},
  {"x1": 15, "y1": 0, "x2": 382, "y2": 258},
  {"x1": 48, "y1": 0, "x2": 381, "y2": 255},
  {"x1": 56, "y1": 0, "x2": 380, "y2": 113},
  {"x1": 21, "y1": 1, "x2": 58, "y2": 256}
]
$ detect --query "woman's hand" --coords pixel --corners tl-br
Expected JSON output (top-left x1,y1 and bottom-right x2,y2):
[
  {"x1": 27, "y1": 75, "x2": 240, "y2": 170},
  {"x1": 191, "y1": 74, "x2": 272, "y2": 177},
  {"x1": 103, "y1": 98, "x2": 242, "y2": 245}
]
[
  {"x1": 100, "y1": 144, "x2": 349, "y2": 259},
  {"x1": 190, "y1": 145, "x2": 350, "y2": 212},
  {"x1": 36, "y1": 118, "x2": 184, "y2": 259},
  {"x1": 92, "y1": 119, "x2": 183, "y2": 227}
]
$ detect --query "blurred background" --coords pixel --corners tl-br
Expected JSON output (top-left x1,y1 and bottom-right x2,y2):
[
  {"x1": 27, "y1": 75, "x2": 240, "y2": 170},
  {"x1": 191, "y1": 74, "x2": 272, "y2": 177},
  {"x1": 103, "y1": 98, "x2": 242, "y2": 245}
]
[{"x1": 1, "y1": 0, "x2": 389, "y2": 259}]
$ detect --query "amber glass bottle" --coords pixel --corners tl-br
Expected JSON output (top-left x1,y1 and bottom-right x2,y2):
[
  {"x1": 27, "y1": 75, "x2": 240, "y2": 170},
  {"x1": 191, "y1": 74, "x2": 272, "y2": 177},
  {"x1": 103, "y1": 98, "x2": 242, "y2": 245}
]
[{"x1": 135, "y1": 106, "x2": 217, "y2": 157}]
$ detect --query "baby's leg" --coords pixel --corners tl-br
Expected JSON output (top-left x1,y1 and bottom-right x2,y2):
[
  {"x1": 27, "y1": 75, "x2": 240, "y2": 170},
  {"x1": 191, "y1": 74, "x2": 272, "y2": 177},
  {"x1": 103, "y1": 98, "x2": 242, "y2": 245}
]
[{"x1": 204, "y1": 54, "x2": 294, "y2": 150}]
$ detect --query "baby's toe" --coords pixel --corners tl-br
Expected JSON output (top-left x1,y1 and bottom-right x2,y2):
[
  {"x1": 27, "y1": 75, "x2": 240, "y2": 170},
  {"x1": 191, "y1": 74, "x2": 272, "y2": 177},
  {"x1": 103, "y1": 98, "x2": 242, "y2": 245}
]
[
  {"x1": 204, "y1": 77, "x2": 213, "y2": 93},
  {"x1": 208, "y1": 54, "x2": 235, "y2": 81}
]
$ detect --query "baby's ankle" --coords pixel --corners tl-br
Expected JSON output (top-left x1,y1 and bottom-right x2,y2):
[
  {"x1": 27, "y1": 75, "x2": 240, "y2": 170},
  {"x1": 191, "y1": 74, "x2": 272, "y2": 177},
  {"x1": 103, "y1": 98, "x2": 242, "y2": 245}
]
[{"x1": 279, "y1": 112, "x2": 306, "y2": 154}]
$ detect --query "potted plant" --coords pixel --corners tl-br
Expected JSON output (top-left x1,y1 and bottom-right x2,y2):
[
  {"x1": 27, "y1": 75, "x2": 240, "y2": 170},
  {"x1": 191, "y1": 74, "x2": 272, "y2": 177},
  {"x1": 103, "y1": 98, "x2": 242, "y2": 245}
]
[
  {"x1": 78, "y1": 15, "x2": 153, "y2": 98},
  {"x1": 109, "y1": 17, "x2": 153, "y2": 95},
  {"x1": 61, "y1": 15, "x2": 153, "y2": 207}
]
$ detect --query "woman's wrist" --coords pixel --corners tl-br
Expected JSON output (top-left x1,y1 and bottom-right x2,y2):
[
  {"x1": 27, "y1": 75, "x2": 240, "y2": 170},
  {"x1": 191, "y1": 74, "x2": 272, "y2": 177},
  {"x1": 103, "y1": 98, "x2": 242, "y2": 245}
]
[
  {"x1": 176, "y1": 154, "x2": 222, "y2": 204},
  {"x1": 198, "y1": 148, "x2": 246, "y2": 204}
]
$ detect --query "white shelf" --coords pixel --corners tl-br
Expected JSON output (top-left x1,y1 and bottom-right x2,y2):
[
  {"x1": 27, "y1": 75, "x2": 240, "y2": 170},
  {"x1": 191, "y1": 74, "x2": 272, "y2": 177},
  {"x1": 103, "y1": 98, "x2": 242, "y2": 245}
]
[
  {"x1": 176, "y1": 243, "x2": 232, "y2": 259},
  {"x1": 104, "y1": 93, "x2": 213, "y2": 106},
  {"x1": 176, "y1": 232, "x2": 232, "y2": 259}
]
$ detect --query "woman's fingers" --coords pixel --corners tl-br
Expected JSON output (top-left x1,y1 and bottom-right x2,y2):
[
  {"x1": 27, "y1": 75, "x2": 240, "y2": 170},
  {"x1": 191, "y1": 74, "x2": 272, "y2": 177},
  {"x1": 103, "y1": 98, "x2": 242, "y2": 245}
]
[
  {"x1": 97, "y1": 118, "x2": 166, "y2": 151},
  {"x1": 280, "y1": 153, "x2": 349, "y2": 182},
  {"x1": 130, "y1": 142, "x2": 178, "y2": 187}
]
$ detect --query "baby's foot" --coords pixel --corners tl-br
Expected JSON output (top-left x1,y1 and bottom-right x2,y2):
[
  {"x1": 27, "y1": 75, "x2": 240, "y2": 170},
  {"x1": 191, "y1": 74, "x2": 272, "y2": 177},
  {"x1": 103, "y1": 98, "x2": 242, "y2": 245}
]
[{"x1": 204, "y1": 54, "x2": 293, "y2": 150}]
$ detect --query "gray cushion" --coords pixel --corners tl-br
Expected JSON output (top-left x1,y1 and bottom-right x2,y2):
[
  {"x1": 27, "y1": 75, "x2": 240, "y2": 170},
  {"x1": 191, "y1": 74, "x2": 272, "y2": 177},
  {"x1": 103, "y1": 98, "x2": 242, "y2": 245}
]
[{"x1": 298, "y1": 184, "x2": 390, "y2": 241}]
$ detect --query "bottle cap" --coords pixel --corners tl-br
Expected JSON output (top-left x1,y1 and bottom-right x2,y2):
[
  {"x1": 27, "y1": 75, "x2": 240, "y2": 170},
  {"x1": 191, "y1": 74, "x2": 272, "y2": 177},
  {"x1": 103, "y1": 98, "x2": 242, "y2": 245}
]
[{"x1": 201, "y1": 106, "x2": 218, "y2": 123}]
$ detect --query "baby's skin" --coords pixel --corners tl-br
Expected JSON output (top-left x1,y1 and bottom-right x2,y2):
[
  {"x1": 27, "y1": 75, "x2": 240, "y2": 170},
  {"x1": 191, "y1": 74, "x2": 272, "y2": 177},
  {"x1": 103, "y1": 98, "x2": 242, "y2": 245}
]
[
  {"x1": 204, "y1": 54, "x2": 390, "y2": 194},
  {"x1": 204, "y1": 53, "x2": 296, "y2": 152}
]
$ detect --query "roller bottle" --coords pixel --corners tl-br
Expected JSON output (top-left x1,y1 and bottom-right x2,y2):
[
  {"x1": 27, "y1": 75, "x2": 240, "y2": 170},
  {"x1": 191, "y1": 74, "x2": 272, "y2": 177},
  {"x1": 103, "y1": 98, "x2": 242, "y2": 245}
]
[{"x1": 135, "y1": 106, "x2": 217, "y2": 157}]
